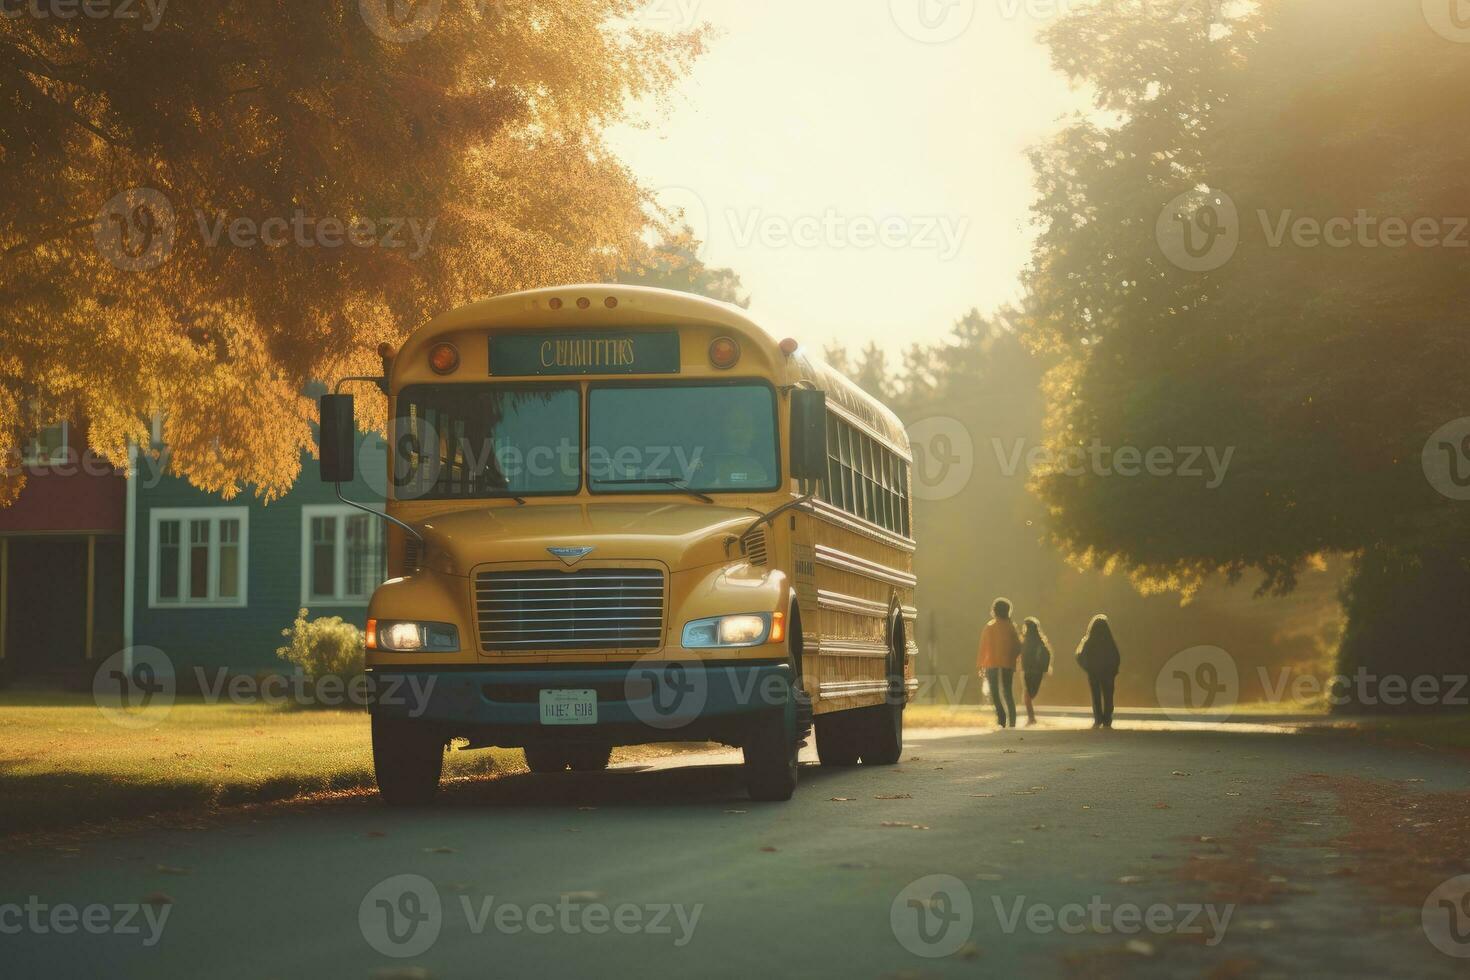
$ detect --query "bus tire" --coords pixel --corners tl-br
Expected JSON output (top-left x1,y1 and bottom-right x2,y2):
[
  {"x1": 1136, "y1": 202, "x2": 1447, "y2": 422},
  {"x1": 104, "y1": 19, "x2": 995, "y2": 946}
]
[
  {"x1": 855, "y1": 701, "x2": 904, "y2": 765},
  {"x1": 372, "y1": 715, "x2": 445, "y2": 806},
  {"x1": 567, "y1": 744, "x2": 613, "y2": 772},
  {"x1": 523, "y1": 744, "x2": 570, "y2": 773},
  {"x1": 858, "y1": 617, "x2": 907, "y2": 765},
  {"x1": 815, "y1": 712, "x2": 861, "y2": 767},
  {"x1": 743, "y1": 711, "x2": 798, "y2": 802}
]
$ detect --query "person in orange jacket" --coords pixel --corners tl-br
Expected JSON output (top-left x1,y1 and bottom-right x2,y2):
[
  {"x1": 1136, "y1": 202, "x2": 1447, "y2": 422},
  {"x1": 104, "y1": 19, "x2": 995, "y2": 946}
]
[{"x1": 977, "y1": 597, "x2": 1023, "y2": 728}]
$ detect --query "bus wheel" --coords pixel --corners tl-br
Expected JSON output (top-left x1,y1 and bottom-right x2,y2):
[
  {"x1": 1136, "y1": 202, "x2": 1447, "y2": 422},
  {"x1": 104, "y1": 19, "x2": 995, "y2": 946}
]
[
  {"x1": 372, "y1": 715, "x2": 445, "y2": 806},
  {"x1": 815, "y1": 712, "x2": 861, "y2": 767},
  {"x1": 858, "y1": 619, "x2": 907, "y2": 765},
  {"x1": 743, "y1": 712, "x2": 798, "y2": 801},
  {"x1": 855, "y1": 701, "x2": 904, "y2": 765},
  {"x1": 567, "y1": 744, "x2": 613, "y2": 772},
  {"x1": 523, "y1": 744, "x2": 570, "y2": 774}
]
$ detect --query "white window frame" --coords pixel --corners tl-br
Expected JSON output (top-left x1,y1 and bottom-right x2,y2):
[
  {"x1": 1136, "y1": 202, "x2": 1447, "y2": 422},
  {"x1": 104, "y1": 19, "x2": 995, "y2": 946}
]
[
  {"x1": 148, "y1": 507, "x2": 250, "y2": 609},
  {"x1": 20, "y1": 421, "x2": 69, "y2": 467},
  {"x1": 300, "y1": 504, "x2": 385, "y2": 607}
]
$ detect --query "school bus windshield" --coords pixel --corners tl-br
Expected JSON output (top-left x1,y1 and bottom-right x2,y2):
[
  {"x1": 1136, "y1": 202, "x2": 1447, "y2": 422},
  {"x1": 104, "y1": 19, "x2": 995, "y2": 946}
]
[
  {"x1": 393, "y1": 381, "x2": 779, "y2": 500},
  {"x1": 588, "y1": 383, "x2": 780, "y2": 494}
]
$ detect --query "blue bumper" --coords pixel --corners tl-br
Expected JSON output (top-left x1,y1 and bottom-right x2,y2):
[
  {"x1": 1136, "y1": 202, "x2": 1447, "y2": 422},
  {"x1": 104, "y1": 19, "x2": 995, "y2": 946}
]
[{"x1": 367, "y1": 660, "x2": 802, "y2": 746}]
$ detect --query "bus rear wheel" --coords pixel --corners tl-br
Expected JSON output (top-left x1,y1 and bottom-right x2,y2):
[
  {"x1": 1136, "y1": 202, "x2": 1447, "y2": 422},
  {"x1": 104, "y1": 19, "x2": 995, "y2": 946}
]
[
  {"x1": 815, "y1": 712, "x2": 861, "y2": 767},
  {"x1": 743, "y1": 711, "x2": 798, "y2": 801},
  {"x1": 372, "y1": 715, "x2": 445, "y2": 806},
  {"x1": 858, "y1": 618, "x2": 907, "y2": 765}
]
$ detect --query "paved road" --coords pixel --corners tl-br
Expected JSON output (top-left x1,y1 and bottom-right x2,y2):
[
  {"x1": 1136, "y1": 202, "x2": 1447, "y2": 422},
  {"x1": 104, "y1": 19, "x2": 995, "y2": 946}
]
[{"x1": 3, "y1": 721, "x2": 1468, "y2": 979}]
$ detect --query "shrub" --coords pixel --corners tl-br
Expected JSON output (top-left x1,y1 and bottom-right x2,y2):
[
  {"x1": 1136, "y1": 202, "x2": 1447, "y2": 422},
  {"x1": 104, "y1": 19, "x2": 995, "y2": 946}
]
[{"x1": 275, "y1": 608, "x2": 365, "y2": 682}]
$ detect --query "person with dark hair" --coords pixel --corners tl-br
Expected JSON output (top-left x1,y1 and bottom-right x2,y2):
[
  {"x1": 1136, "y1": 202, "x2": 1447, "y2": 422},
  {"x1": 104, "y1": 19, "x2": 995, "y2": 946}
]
[
  {"x1": 977, "y1": 597, "x2": 1022, "y2": 728},
  {"x1": 1075, "y1": 615, "x2": 1121, "y2": 729},
  {"x1": 1019, "y1": 617, "x2": 1052, "y2": 726}
]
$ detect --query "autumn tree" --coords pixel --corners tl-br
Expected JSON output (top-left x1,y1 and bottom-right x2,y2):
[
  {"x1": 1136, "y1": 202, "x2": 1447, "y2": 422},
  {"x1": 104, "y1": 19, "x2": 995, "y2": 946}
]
[
  {"x1": 1024, "y1": 0, "x2": 1470, "y2": 706},
  {"x1": 0, "y1": 1, "x2": 706, "y2": 500}
]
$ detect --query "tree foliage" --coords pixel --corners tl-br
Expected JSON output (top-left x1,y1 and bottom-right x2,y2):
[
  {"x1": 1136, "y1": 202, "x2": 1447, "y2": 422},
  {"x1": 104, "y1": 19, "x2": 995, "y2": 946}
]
[
  {"x1": 618, "y1": 225, "x2": 750, "y2": 307},
  {"x1": 1, "y1": 1, "x2": 706, "y2": 500},
  {"x1": 1023, "y1": 0, "x2": 1470, "y2": 600}
]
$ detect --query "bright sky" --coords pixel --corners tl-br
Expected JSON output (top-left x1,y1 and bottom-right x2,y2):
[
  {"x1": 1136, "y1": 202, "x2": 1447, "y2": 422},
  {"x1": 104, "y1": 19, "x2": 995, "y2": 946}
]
[{"x1": 607, "y1": 0, "x2": 1085, "y2": 356}]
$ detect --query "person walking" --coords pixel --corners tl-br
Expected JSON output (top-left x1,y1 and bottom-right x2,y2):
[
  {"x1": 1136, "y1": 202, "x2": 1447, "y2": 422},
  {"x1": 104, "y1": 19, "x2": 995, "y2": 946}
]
[
  {"x1": 977, "y1": 598, "x2": 1022, "y2": 728},
  {"x1": 1019, "y1": 617, "x2": 1052, "y2": 726},
  {"x1": 1075, "y1": 615, "x2": 1121, "y2": 729}
]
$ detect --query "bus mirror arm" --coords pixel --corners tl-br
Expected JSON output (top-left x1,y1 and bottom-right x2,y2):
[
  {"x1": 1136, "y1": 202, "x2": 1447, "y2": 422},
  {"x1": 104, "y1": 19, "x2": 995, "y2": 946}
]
[
  {"x1": 737, "y1": 493, "x2": 815, "y2": 551},
  {"x1": 333, "y1": 482, "x2": 427, "y2": 545}
]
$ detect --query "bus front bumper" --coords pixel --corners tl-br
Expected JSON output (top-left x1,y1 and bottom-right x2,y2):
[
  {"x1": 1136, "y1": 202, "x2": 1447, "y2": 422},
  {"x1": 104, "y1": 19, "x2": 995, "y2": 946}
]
[{"x1": 365, "y1": 661, "x2": 804, "y2": 748}]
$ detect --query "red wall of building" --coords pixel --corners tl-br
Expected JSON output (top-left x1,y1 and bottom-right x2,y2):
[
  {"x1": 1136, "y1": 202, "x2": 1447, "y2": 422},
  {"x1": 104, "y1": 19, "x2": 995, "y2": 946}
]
[{"x1": 0, "y1": 424, "x2": 126, "y2": 534}]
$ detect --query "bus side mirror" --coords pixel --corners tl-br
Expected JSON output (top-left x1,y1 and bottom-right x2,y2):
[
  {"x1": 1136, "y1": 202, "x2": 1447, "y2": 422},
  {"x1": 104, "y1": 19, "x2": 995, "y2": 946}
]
[
  {"x1": 319, "y1": 394, "x2": 356, "y2": 483},
  {"x1": 789, "y1": 389, "x2": 828, "y2": 484}
]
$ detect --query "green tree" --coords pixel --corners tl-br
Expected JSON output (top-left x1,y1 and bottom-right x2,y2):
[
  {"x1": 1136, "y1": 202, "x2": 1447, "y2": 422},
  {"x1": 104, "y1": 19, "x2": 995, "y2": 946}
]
[
  {"x1": 618, "y1": 225, "x2": 750, "y2": 306},
  {"x1": 1024, "y1": 0, "x2": 1470, "y2": 707},
  {"x1": 1, "y1": 2, "x2": 706, "y2": 500}
]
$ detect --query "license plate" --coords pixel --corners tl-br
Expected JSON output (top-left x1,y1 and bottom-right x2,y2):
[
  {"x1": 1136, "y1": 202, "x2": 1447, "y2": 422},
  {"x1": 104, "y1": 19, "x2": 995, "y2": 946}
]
[{"x1": 539, "y1": 689, "x2": 598, "y2": 726}]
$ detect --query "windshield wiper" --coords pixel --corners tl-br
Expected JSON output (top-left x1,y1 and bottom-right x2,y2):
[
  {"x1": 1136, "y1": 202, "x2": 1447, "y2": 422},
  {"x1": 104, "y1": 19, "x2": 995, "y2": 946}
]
[{"x1": 595, "y1": 477, "x2": 714, "y2": 504}]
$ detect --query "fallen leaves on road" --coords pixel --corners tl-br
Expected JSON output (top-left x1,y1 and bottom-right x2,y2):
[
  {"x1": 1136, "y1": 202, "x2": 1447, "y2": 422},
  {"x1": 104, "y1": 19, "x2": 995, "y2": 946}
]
[
  {"x1": 561, "y1": 891, "x2": 602, "y2": 901},
  {"x1": 724, "y1": 809, "x2": 748, "y2": 814},
  {"x1": 1172, "y1": 771, "x2": 1190, "y2": 777},
  {"x1": 1153, "y1": 802, "x2": 1172, "y2": 810},
  {"x1": 875, "y1": 793, "x2": 912, "y2": 800},
  {"x1": 1124, "y1": 939, "x2": 1155, "y2": 956},
  {"x1": 423, "y1": 847, "x2": 456, "y2": 855},
  {"x1": 1117, "y1": 875, "x2": 1147, "y2": 885},
  {"x1": 142, "y1": 891, "x2": 173, "y2": 907},
  {"x1": 880, "y1": 822, "x2": 930, "y2": 830},
  {"x1": 829, "y1": 797, "x2": 855, "y2": 802},
  {"x1": 759, "y1": 846, "x2": 778, "y2": 852}
]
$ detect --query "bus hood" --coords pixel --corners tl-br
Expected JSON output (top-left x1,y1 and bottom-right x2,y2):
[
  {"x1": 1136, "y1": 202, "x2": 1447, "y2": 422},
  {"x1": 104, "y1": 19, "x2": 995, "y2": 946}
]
[{"x1": 415, "y1": 502, "x2": 762, "y2": 575}]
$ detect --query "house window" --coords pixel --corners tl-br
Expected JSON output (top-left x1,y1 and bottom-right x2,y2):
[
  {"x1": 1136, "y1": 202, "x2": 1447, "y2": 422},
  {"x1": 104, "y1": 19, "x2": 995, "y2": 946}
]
[
  {"x1": 21, "y1": 422, "x2": 68, "y2": 466},
  {"x1": 301, "y1": 505, "x2": 385, "y2": 605},
  {"x1": 149, "y1": 508, "x2": 249, "y2": 608}
]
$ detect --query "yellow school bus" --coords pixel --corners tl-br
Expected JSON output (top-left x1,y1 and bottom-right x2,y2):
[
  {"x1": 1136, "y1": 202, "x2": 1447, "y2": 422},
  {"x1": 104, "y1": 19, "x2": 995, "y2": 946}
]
[{"x1": 318, "y1": 284, "x2": 918, "y2": 802}]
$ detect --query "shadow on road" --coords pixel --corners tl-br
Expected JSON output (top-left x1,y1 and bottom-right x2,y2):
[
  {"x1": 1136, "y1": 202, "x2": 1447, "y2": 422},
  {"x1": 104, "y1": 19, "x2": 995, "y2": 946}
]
[{"x1": 432, "y1": 759, "x2": 855, "y2": 811}]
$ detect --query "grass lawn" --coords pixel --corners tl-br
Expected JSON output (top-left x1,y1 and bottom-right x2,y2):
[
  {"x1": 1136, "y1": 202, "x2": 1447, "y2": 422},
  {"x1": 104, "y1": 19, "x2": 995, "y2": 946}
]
[{"x1": 0, "y1": 693, "x2": 519, "y2": 838}]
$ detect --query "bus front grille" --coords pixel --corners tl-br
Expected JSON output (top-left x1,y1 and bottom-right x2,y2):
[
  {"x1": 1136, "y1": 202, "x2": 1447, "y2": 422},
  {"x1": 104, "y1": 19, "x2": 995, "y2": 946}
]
[{"x1": 474, "y1": 568, "x2": 666, "y2": 652}]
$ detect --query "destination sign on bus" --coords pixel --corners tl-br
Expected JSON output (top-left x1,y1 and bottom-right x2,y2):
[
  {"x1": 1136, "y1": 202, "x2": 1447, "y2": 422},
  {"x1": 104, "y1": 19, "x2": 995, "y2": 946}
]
[{"x1": 489, "y1": 331, "x2": 681, "y2": 376}]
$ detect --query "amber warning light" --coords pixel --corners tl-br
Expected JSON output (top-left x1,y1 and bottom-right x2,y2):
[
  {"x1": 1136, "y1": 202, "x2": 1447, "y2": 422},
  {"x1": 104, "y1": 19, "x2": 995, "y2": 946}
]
[{"x1": 429, "y1": 343, "x2": 460, "y2": 375}]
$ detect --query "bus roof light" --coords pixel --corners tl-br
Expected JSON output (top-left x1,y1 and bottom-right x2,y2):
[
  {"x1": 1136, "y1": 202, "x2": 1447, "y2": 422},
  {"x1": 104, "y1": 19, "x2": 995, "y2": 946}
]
[
  {"x1": 779, "y1": 338, "x2": 799, "y2": 356},
  {"x1": 605, "y1": 297, "x2": 619, "y2": 309},
  {"x1": 577, "y1": 297, "x2": 591, "y2": 310},
  {"x1": 429, "y1": 342, "x2": 460, "y2": 375},
  {"x1": 709, "y1": 336, "x2": 741, "y2": 370},
  {"x1": 549, "y1": 298, "x2": 563, "y2": 310}
]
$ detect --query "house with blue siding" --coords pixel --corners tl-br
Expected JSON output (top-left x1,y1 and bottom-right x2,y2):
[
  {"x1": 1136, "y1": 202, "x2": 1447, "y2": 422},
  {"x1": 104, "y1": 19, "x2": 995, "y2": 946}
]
[{"x1": 127, "y1": 433, "x2": 387, "y2": 681}]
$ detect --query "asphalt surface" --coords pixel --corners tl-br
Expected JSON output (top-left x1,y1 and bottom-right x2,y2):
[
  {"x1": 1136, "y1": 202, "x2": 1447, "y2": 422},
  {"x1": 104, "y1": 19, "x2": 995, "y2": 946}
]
[{"x1": 3, "y1": 720, "x2": 1468, "y2": 979}]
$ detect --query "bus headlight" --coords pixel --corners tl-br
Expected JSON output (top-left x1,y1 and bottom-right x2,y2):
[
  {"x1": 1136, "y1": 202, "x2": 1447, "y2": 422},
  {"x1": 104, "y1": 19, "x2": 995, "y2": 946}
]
[
  {"x1": 682, "y1": 613, "x2": 771, "y2": 648},
  {"x1": 368, "y1": 619, "x2": 460, "y2": 652}
]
